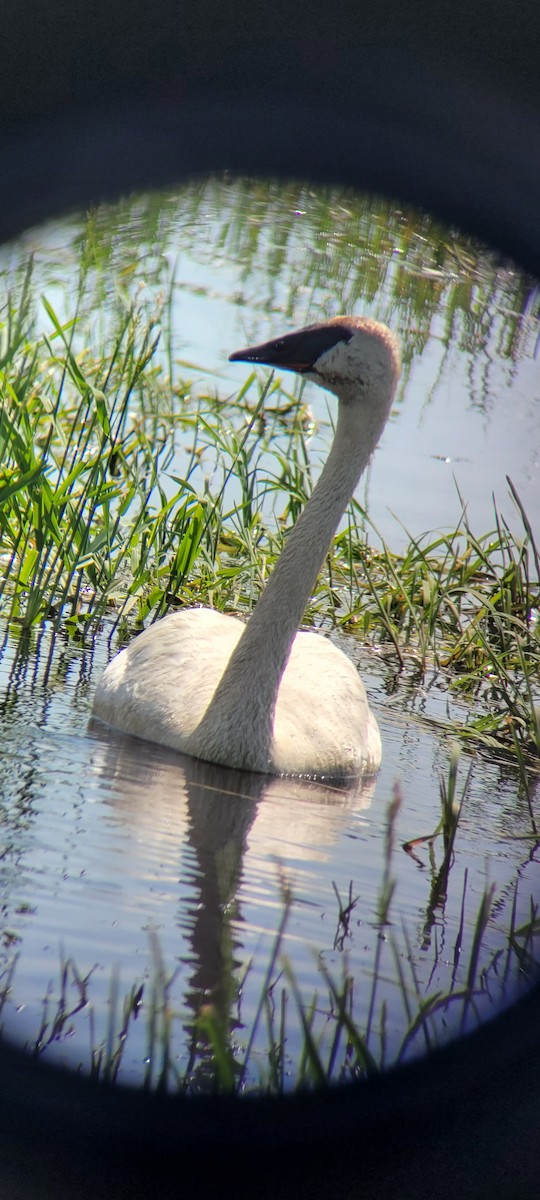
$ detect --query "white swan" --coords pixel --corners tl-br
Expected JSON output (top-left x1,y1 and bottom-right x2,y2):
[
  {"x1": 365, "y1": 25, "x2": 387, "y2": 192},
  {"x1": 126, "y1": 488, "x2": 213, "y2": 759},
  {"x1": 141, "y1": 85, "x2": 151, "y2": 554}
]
[{"x1": 93, "y1": 316, "x2": 401, "y2": 777}]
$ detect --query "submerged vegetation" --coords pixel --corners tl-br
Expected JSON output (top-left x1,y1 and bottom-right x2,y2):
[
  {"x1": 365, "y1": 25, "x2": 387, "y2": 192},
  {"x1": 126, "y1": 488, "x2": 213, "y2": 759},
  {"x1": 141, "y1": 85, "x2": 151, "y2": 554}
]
[{"x1": 0, "y1": 180, "x2": 539, "y2": 1093}]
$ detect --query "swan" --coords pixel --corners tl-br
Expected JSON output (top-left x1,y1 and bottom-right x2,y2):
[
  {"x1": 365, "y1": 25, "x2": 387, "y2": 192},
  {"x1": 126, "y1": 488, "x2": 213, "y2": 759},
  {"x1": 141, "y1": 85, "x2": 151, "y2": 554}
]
[{"x1": 93, "y1": 316, "x2": 401, "y2": 778}]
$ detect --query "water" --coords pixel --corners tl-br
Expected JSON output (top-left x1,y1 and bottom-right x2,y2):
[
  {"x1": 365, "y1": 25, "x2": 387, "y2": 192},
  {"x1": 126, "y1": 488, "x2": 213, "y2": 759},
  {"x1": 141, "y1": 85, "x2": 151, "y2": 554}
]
[
  {"x1": 0, "y1": 179, "x2": 539, "y2": 1089},
  {"x1": 0, "y1": 622, "x2": 537, "y2": 1086}
]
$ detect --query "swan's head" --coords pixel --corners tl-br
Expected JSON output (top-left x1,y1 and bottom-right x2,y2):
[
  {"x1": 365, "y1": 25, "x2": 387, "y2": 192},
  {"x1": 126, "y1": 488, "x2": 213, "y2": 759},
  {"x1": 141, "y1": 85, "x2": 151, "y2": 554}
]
[{"x1": 229, "y1": 316, "x2": 401, "y2": 410}]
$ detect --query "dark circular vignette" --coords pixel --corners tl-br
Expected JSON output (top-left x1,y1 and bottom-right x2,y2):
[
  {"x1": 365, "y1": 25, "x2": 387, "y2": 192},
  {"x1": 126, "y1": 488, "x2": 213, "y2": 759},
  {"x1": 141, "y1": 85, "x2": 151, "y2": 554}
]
[{"x1": 1, "y1": 3, "x2": 540, "y2": 1199}]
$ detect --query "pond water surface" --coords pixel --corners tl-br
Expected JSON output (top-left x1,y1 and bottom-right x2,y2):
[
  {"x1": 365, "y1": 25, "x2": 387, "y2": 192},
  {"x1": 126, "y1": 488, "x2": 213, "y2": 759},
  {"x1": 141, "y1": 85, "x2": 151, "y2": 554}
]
[{"x1": 0, "y1": 179, "x2": 539, "y2": 1090}]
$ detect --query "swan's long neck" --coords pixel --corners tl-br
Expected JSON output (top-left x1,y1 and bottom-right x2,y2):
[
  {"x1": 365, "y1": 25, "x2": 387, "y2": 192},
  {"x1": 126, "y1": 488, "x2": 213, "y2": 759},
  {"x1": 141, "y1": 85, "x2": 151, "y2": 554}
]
[
  {"x1": 240, "y1": 401, "x2": 371, "y2": 657},
  {"x1": 192, "y1": 394, "x2": 384, "y2": 769}
]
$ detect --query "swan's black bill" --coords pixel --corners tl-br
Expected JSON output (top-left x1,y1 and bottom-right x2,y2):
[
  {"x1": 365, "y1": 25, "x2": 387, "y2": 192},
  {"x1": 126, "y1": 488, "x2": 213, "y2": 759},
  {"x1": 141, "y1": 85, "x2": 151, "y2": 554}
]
[{"x1": 229, "y1": 319, "x2": 354, "y2": 373}]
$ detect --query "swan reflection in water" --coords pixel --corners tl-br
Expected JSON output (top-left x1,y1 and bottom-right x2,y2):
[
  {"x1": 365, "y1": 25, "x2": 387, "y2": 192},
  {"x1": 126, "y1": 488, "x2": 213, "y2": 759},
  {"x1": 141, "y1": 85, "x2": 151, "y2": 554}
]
[{"x1": 87, "y1": 719, "x2": 376, "y2": 1087}]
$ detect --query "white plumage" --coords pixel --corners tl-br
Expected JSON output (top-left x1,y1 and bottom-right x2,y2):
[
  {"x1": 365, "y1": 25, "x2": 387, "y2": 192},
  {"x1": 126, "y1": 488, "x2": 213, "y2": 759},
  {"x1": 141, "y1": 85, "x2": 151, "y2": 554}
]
[{"x1": 93, "y1": 316, "x2": 401, "y2": 778}]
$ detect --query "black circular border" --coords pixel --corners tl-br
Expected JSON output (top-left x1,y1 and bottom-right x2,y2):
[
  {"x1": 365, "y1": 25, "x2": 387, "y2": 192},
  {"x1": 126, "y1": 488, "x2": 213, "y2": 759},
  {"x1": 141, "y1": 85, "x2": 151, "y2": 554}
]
[{"x1": 1, "y1": 5, "x2": 540, "y2": 1197}]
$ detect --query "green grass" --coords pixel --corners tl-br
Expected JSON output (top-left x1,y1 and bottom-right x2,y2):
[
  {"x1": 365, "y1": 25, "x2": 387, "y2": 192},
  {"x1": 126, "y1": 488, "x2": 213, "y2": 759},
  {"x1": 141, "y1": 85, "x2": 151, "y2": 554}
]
[{"x1": 330, "y1": 493, "x2": 540, "y2": 763}]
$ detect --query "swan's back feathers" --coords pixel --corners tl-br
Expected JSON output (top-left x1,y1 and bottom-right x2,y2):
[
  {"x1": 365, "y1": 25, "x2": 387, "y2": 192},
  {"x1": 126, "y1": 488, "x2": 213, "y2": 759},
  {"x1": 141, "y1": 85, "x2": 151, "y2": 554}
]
[
  {"x1": 94, "y1": 609, "x2": 245, "y2": 749},
  {"x1": 271, "y1": 632, "x2": 380, "y2": 776}
]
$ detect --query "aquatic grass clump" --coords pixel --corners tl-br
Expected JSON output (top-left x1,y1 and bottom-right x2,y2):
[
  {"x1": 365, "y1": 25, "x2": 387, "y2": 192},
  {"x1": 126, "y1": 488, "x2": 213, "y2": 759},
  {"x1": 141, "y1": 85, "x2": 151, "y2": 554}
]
[
  {"x1": 331, "y1": 494, "x2": 540, "y2": 761},
  {"x1": 0, "y1": 280, "x2": 283, "y2": 633},
  {"x1": 0, "y1": 281, "x2": 173, "y2": 627}
]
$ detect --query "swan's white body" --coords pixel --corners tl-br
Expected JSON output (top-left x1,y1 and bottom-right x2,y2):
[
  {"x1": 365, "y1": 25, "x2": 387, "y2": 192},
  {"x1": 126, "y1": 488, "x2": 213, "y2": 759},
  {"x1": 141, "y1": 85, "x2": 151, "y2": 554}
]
[
  {"x1": 94, "y1": 607, "x2": 382, "y2": 776},
  {"x1": 93, "y1": 316, "x2": 401, "y2": 778}
]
